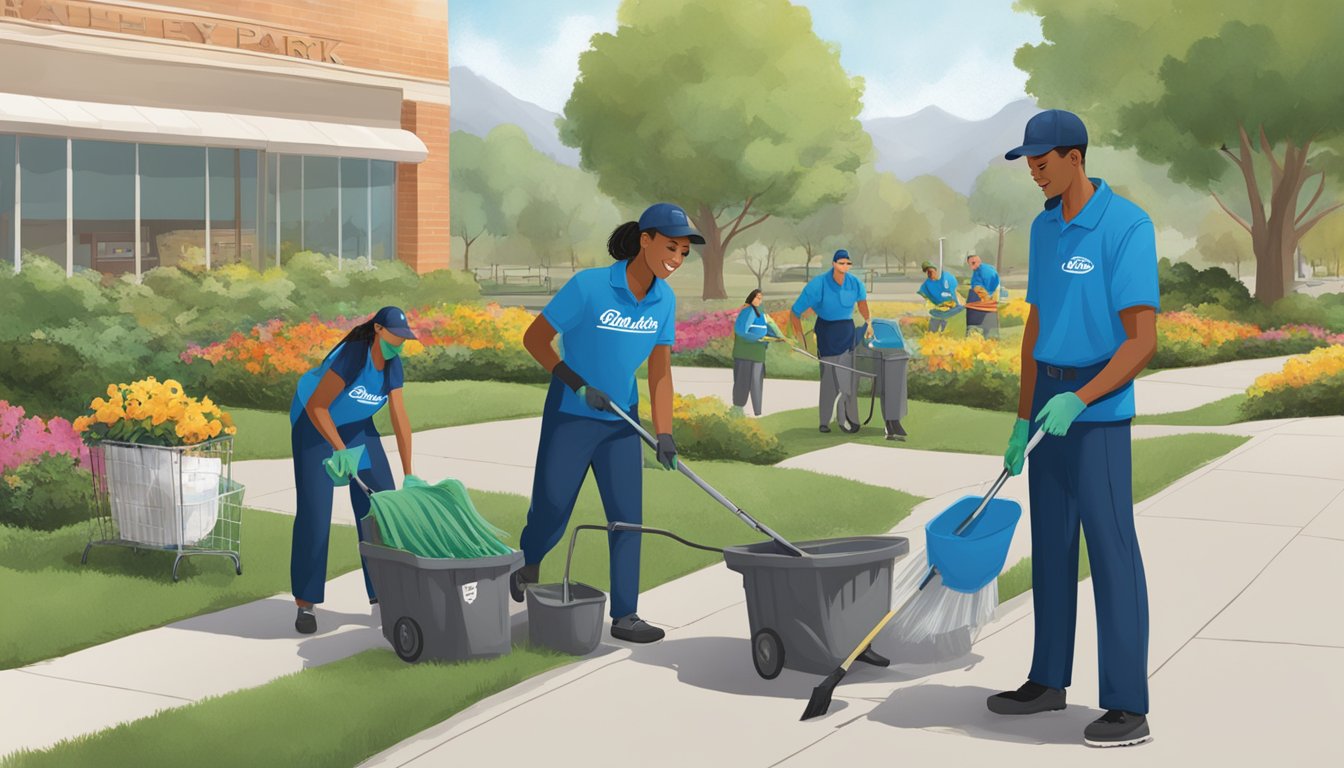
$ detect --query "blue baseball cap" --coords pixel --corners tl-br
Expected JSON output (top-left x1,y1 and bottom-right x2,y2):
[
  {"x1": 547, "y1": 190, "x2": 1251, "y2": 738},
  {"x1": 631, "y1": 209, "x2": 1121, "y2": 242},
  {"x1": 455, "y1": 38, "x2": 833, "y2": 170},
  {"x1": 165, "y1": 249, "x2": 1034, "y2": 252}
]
[
  {"x1": 638, "y1": 203, "x2": 705, "y2": 244},
  {"x1": 371, "y1": 306, "x2": 416, "y2": 339},
  {"x1": 1004, "y1": 109, "x2": 1089, "y2": 160},
  {"x1": 833, "y1": 249, "x2": 851, "y2": 263}
]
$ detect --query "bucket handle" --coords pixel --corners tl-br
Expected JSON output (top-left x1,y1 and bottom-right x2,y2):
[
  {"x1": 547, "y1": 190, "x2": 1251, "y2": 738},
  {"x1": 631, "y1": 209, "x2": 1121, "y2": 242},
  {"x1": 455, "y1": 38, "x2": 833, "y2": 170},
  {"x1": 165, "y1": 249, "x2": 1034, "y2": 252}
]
[{"x1": 561, "y1": 522, "x2": 723, "y2": 603}]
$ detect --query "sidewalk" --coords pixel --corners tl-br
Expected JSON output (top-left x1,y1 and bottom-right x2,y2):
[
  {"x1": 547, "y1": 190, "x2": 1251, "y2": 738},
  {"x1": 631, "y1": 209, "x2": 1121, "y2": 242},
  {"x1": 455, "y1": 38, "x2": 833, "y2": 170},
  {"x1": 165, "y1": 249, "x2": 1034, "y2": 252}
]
[{"x1": 360, "y1": 416, "x2": 1344, "y2": 767}]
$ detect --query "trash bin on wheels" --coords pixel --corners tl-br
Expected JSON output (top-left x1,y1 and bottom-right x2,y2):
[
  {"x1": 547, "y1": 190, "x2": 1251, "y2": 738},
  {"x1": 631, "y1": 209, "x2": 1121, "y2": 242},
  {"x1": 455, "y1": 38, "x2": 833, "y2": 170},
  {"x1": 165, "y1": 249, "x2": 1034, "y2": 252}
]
[{"x1": 855, "y1": 319, "x2": 911, "y2": 441}]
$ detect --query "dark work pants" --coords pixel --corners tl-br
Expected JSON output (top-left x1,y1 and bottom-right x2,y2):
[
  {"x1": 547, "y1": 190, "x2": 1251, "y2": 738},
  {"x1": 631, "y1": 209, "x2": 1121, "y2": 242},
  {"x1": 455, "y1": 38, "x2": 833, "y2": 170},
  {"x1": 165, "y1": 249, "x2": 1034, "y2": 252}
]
[{"x1": 520, "y1": 378, "x2": 644, "y2": 619}]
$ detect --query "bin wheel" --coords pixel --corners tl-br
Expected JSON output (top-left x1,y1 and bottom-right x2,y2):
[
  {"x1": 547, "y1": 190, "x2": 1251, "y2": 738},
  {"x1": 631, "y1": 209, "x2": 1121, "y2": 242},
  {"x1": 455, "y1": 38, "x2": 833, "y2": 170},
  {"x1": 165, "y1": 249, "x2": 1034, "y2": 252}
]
[
  {"x1": 752, "y1": 628, "x2": 785, "y2": 680},
  {"x1": 393, "y1": 617, "x2": 424, "y2": 663}
]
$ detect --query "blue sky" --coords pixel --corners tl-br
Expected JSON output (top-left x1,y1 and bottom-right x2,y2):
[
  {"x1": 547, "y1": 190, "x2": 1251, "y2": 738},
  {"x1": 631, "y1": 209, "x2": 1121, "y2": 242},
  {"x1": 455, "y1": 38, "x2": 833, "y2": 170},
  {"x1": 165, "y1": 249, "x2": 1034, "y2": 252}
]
[{"x1": 449, "y1": 0, "x2": 1044, "y2": 120}]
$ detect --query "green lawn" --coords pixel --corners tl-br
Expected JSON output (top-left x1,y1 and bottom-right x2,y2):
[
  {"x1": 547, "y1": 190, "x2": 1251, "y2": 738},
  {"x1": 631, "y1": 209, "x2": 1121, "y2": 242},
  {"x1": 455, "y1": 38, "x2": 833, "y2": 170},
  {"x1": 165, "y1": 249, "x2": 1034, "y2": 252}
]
[
  {"x1": 996, "y1": 432, "x2": 1248, "y2": 603},
  {"x1": 7, "y1": 464, "x2": 920, "y2": 767},
  {"x1": 761, "y1": 401, "x2": 1017, "y2": 459},
  {"x1": 226, "y1": 380, "x2": 548, "y2": 461},
  {"x1": 0, "y1": 509, "x2": 361, "y2": 669},
  {"x1": 1134, "y1": 394, "x2": 1248, "y2": 427}
]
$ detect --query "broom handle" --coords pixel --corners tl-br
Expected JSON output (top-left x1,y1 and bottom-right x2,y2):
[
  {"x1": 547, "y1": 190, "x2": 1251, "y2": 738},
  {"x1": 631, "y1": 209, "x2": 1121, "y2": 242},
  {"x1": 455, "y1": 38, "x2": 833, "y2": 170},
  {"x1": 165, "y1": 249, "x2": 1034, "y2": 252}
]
[
  {"x1": 841, "y1": 580, "x2": 929, "y2": 672},
  {"x1": 953, "y1": 430, "x2": 1046, "y2": 536},
  {"x1": 790, "y1": 346, "x2": 877, "y2": 378}
]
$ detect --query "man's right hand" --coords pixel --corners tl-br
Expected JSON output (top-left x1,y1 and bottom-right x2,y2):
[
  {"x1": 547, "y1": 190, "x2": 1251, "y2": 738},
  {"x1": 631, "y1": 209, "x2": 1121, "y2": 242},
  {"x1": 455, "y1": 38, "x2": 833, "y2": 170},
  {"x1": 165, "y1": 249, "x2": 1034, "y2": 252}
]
[
  {"x1": 579, "y1": 385, "x2": 612, "y2": 413},
  {"x1": 1004, "y1": 418, "x2": 1030, "y2": 476}
]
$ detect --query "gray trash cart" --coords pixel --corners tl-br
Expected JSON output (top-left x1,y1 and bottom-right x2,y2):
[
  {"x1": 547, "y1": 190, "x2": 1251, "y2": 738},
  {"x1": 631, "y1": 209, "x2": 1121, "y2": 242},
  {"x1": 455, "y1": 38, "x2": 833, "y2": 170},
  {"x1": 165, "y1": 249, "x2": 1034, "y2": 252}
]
[{"x1": 856, "y1": 320, "x2": 911, "y2": 440}]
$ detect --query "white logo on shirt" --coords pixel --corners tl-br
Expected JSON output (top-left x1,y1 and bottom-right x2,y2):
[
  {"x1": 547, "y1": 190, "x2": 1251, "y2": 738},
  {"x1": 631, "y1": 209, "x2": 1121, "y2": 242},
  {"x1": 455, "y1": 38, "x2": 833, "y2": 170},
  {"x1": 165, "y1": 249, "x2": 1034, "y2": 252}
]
[
  {"x1": 1062, "y1": 256, "x2": 1095, "y2": 275},
  {"x1": 597, "y1": 308, "x2": 659, "y2": 334},
  {"x1": 348, "y1": 386, "x2": 386, "y2": 406}
]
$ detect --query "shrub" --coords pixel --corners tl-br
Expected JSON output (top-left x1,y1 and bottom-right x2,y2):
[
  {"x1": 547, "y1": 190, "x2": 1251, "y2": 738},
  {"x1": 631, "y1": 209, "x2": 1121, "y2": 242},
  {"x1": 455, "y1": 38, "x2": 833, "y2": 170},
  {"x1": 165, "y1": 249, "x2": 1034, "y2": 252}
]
[
  {"x1": 0, "y1": 454, "x2": 95, "y2": 530},
  {"x1": 1159, "y1": 258, "x2": 1253, "y2": 313},
  {"x1": 1150, "y1": 312, "x2": 1344, "y2": 369},
  {"x1": 905, "y1": 333, "x2": 1022, "y2": 412},
  {"x1": 1241, "y1": 345, "x2": 1344, "y2": 420},
  {"x1": 403, "y1": 345, "x2": 549, "y2": 384},
  {"x1": 639, "y1": 394, "x2": 786, "y2": 465},
  {"x1": 0, "y1": 401, "x2": 90, "y2": 473}
]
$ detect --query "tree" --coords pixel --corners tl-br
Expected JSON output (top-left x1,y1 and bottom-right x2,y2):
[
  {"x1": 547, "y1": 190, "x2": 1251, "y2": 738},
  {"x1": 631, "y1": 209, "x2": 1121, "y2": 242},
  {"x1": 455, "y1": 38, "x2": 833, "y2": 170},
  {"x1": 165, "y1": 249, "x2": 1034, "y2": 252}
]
[
  {"x1": 907, "y1": 174, "x2": 976, "y2": 260},
  {"x1": 559, "y1": 0, "x2": 871, "y2": 299},
  {"x1": 1193, "y1": 212, "x2": 1253, "y2": 279},
  {"x1": 790, "y1": 203, "x2": 845, "y2": 279},
  {"x1": 1302, "y1": 205, "x2": 1344, "y2": 277},
  {"x1": 741, "y1": 241, "x2": 771, "y2": 290},
  {"x1": 449, "y1": 132, "x2": 500, "y2": 272},
  {"x1": 841, "y1": 169, "x2": 914, "y2": 274},
  {"x1": 968, "y1": 165, "x2": 1037, "y2": 271},
  {"x1": 1016, "y1": 0, "x2": 1344, "y2": 304}
]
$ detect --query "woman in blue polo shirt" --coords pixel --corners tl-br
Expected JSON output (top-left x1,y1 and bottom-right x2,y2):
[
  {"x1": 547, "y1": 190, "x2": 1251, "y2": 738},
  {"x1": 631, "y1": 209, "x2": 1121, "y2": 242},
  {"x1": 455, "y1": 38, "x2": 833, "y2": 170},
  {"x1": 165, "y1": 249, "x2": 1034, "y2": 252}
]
[
  {"x1": 510, "y1": 203, "x2": 698, "y2": 644},
  {"x1": 289, "y1": 306, "x2": 417, "y2": 635},
  {"x1": 731, "y1": 289, "x2": 783, "y2": 416}
]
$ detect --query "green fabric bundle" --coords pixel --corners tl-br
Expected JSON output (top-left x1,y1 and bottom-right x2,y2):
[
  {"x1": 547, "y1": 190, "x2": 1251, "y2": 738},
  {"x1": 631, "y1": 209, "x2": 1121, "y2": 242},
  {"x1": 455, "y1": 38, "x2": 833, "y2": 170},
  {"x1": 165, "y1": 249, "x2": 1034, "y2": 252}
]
[{"x1": 365, "y1": 475, "x2": 514, "y2": 559}]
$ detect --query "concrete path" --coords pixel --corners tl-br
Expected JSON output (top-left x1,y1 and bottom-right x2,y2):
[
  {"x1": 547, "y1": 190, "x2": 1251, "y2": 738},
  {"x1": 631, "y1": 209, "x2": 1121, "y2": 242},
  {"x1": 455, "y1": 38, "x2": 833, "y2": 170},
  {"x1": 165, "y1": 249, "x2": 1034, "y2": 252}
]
[
  {"x1": 1135, "y1": 356, "x2": 1293, "y2": 414},
  {"x1": 361, "y1": 416, "x2": 1344, "y2": 767}
]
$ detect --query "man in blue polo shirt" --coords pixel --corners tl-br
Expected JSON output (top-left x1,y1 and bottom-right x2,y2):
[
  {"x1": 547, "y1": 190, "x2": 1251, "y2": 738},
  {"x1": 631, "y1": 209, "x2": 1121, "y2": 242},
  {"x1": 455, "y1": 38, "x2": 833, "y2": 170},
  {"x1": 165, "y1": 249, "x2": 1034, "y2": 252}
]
[
  {"x1": 987, "y1": 110, "x2": 1159, "y2": 749},
  {"x1": 787, "y1": 249, "x2": 874, "y2": 433},
  {"x1": 964, "y1": 253, "x2": 1001, "y2": 338},
  {"x1": 917, "y1": 260, "x2": 961, "y2": 333}
]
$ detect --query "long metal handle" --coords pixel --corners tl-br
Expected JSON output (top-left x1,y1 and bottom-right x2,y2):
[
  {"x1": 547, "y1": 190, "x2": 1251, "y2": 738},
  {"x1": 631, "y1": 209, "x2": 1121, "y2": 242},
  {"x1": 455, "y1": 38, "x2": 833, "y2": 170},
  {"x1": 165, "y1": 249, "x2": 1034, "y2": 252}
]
[
  {"x1": 607, "y1": 407, "x2": 807, "y2": 557},
  {"x1": 351, "y1": 475, "x2": 374, "y2": 497},
  {"x1": 790, "y1": 346, "x2": 877, "y2": 378},
  {"x1": 560, "y1": 522, "x2": 725, "y2": 603}
]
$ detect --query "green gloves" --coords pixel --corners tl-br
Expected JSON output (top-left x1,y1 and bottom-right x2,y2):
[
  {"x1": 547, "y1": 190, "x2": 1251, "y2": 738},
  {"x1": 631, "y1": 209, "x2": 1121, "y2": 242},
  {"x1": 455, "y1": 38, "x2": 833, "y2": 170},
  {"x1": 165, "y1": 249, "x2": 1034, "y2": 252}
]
[
  {"x1": 1037, "y1": 392, "x2": 1088, "y2": 437},
  {"x1": 323, "y1": 445, "x2": 366, "y2": 486},
  {"x1": 403, "y1": 473, "x2": 427, "y2": 488},
  {"x1": 1004, "y1": 418, "x2": 1030, "y2": 476}
]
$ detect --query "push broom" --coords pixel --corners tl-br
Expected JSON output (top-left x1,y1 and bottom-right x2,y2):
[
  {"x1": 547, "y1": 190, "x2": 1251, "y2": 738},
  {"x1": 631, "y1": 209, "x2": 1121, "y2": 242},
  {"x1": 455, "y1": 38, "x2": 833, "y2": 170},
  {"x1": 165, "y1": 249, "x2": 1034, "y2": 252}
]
[{"x1": 801, "y1": 430, "x2": 1046, "y2": 720}]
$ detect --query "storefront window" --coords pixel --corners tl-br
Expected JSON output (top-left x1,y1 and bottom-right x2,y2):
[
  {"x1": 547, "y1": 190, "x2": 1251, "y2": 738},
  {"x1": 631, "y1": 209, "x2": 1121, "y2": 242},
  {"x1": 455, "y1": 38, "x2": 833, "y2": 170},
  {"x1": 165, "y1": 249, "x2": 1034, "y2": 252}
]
[
  {"x1": 370, "y1": 160, "x2": 396, "y2": 261},
  {"x1": 140, "y1": 145, "x2": 206, "y2": 271},
  {"x1": 209, "y1": 148, "x2": 259, "y2": 269},
  {"x1": 1, "y1": 135, "x2": 13, "y2": 270},
  {"x1": 278, "y1": 154, "x2": 302, "y2": 263},
  {"x1": 302, "y1": 156, "x2": 338, "y2": 257},
  {"x1": 72, "y1": 140, "x2": 136, "y2": 275},
  {"x1": 340, "y1": 158, "x2": 369, "y2": 264},
  {"x1": 19, "y1": 136, "x2": 66, "y2": 269}
]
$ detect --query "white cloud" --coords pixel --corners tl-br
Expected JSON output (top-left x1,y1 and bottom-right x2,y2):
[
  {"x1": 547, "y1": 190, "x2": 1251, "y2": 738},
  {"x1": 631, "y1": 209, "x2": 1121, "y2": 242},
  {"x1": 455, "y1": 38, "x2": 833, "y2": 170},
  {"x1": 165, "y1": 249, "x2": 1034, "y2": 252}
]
[
  {"x1": 860, "y1": 48, "x2": 1032, "y2": 121},
  {"x1": 455, "y1": 15, "x2": 616, "y2": 113}
]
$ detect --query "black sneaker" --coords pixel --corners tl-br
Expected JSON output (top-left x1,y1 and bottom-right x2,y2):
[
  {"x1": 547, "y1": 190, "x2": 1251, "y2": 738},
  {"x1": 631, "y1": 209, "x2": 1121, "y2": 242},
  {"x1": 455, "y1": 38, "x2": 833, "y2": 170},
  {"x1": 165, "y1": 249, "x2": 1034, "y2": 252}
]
[
  {"x1": 295, "y1": 606, "x2": 316, "y2": 635},
  {"x1": 891, "y1": 420, "x2": 907, "y2": 439},
  {"x1": 510, "y1": 563, "x2": 539, "y2": 603},
  {"x1": 819, "y1": 424, "x2": 831, "y2": 434},
  {"x1": 986, "y1": 680, "x2": 1066, "y2": 715},
  {"x1": 610, "y1": 614, "x2": 665, "y2": 643},
  {"x1": 369, "y1": 597, "x2": 379, "y2": 606},
  {"x1": 1084, "y1": 710, "x2": 1151, "y2": 747}
]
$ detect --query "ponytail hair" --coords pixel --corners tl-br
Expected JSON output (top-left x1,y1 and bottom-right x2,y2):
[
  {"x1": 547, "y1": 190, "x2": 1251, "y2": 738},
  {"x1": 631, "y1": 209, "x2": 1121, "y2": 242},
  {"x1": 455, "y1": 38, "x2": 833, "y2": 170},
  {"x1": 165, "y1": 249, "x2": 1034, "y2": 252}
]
[
  {"x1": 325, "y1": 317, "x2": 378, "y2": 362},
  {"x1": 607, "y1": 222, "x2": 662, "y2": 261}
]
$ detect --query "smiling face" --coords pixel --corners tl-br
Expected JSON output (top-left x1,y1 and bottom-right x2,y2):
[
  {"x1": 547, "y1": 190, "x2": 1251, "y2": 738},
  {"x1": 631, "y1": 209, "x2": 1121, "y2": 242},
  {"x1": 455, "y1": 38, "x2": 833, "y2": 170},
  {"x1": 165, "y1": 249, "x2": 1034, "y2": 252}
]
[
  {"x1": 1026, "y1": 148, "x2": 1082, "y2": 199},
  {"x1": 640, "y1": 231, "x2": 690, "y2": 279}
]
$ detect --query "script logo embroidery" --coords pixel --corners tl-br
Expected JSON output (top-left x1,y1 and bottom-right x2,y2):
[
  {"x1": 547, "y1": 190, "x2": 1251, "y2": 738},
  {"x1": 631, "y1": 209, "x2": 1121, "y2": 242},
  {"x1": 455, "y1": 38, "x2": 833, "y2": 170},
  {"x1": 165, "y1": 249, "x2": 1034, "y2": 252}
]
[
  {"x1": 597, "y1": 308, "x2": 659, "y2": 334},
  {"x1": 1062, "y1": 256, "x2": 1095, "y2": 275},
  {"x1": 348, "y1": 386, "x2": 386, "y2": 406}
]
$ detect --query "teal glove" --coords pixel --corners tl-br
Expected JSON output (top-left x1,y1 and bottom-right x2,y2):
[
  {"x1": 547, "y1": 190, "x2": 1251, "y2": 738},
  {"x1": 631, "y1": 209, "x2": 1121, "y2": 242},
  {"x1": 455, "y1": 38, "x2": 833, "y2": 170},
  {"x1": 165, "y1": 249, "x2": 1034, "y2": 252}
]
[
  {"x1": 1004, "y1": 418, "x2": 1029, "y2": 476},
  {"x1": 323, "y1": 445, "x2": 365, "y2": 486},
  {"x1": 1036, "y1": 392, "x2": 1088, "y2": 437},
  {"x1": 403, "y1": 473, "x2": 427, "y2": 488}
]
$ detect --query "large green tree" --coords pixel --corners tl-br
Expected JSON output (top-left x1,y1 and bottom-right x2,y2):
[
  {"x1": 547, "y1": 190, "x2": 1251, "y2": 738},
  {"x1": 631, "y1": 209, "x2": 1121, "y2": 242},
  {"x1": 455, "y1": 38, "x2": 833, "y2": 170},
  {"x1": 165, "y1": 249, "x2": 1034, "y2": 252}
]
[
  {"x1": 449, "y1": 131, "x2": 504, "y2": 272},
  {"x1": 559, "y1": 0, "x2": 871, "y2": 299},
  {"x1": 968, "y1": 165, "x2": 1038, "y2": 271},
  {"x1": 1016, "y1": 0, "x2": 1344, "y2": 304}
]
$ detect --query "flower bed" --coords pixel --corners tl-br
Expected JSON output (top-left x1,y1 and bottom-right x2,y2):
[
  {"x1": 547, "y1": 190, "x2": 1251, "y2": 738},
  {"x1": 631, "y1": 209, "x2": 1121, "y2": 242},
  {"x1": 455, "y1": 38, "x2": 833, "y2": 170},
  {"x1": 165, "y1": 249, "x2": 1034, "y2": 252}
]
[
  {"x1": 638, "y1": 394, "x2": 786, "y2": 465},
  {"x1": 1241, "y1": 345, "x2": 1344, "y2": 420},
  {"x1": 73, "y1": 378, "x2": 237, "y2": 446},
  {"x1": 1, "y1": 401, "x2": 94, "y2": 530},
  {"x1": 907, "y1": 333, "x2": 1022, "y2": 411},
  {"x1": 1151, "y1": 312, "x2": 1344, "y2": 369}
]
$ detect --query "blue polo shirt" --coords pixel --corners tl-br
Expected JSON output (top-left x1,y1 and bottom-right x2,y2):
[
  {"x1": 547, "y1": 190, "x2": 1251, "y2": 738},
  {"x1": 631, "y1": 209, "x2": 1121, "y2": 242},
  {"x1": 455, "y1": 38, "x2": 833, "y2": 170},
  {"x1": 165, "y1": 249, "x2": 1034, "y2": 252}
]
[
  {"x1": 918, "y1": 273, "x2": 959, "y2": 305},
  {"x1": 792, "y1": 270, "x2": 867, "y2": 321},
  {"x1": 970, "y1": 263, "x2": 1000, "y2": 300},
  {"x1": 543, "y1": 261, "x2": 676, "y2": 420},
  {"x1": 1026, "y1": 178, "x2": 1160, "y2": 422}
]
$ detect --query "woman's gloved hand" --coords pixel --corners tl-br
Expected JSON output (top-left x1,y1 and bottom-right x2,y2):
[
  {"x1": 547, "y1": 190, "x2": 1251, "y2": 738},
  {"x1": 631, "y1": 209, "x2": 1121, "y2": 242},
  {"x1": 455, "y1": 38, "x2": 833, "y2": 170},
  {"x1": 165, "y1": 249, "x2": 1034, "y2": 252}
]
[
  {"x1": 1003, "y1": 418, "x2": 1030, "y2": 476},
  {"x1": 655, "y1": 433, "x2": 679, "y2": 471},
  {"x1": 1036, "y1": 392, "x2": 1087, "y2": 436},
  {"x1": 323, "y1": 445, "x2": 366, "y2": 486},
  {"x1": 403, "y1": 473, "x2": 428, "y2": 488},
  {"x1": 579, "y1": 385, "x2": 612, "y2": 413}
]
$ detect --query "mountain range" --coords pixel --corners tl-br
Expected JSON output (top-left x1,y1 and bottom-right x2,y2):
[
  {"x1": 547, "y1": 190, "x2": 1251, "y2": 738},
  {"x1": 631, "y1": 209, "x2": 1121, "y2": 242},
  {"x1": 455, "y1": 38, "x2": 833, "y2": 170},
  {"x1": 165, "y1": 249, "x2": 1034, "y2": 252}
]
[{"x1": 450, "y1": 65, "x2": 1038, "y2": 195}]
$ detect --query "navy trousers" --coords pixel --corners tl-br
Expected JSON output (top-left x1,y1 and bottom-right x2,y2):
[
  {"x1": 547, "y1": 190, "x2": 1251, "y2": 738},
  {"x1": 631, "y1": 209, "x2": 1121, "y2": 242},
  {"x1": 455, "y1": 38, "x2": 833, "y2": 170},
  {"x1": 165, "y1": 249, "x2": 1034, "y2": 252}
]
[
  {"x1": 520, "y1": 377, "x2": 643, "y2": 619},
  {"x1": 290, "y1": 414, "x2": 393, "y2": 605},
  {"x1": 1027, "y1": 364, "x2": 1150, "y2": 714}
]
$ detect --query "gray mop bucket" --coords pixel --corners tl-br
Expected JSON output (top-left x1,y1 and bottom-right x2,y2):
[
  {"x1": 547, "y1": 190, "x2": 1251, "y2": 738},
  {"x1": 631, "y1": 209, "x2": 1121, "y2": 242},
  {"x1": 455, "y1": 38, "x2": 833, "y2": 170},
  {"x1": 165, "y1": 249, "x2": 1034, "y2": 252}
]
[
  {"x1": 359, "y1": 516, "x2": 522, "y2": 664},
  {"x1": 724, "y1": 536, "x2": 909, "y2": 677},
  {"x1": 527, "y1": 582, "x2": 606, "y2": 655}
]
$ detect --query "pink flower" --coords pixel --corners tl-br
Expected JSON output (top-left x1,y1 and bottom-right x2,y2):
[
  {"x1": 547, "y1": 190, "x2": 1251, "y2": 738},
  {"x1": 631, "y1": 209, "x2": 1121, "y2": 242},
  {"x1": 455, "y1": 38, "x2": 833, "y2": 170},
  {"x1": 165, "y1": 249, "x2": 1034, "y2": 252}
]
[{"x1": 0, "y1": 401, "x2": 90, "y2": 473}]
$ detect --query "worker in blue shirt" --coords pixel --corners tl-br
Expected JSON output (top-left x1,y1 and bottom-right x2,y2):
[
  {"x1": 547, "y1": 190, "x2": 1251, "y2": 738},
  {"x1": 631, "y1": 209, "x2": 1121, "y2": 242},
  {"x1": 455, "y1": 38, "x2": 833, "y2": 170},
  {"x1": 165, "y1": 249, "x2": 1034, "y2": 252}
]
[
  {"x1": 787, "y1": 249, "x2": 874, "y2": 433},
  {"x1": 988, "y1": 110, "x2": 1159, "y2": 749},
  {"x1": 731, "y1": 289, "x2": 784, "y2": 417},
  {"x1": 289, "y1": 306, "x2": 417, "y2": 635},
  {"x1": 917, "y1": 260, "x2": 962, "y2": 333},
  {"x1": 964, "y1": 254, "x2": 1001, "y2": 338},
  {"x1": 509, "y1": 203, "x2": 694, "y2": 644}
]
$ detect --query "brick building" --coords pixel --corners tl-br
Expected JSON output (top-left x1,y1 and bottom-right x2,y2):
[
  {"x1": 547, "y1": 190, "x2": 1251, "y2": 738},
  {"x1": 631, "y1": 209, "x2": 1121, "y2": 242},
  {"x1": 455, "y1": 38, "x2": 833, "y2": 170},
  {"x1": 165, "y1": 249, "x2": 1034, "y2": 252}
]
[{"x1": 0, "y1": 0, "x2": 450, "y2": 275}]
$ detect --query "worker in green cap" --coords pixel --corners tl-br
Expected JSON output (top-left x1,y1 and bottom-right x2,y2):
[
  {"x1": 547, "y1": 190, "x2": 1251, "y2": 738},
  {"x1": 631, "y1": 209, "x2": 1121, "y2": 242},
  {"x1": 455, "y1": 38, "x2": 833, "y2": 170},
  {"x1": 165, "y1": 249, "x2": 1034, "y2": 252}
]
[{"x1": 917, "y1": 260, "x2": 962, "y2": 333}]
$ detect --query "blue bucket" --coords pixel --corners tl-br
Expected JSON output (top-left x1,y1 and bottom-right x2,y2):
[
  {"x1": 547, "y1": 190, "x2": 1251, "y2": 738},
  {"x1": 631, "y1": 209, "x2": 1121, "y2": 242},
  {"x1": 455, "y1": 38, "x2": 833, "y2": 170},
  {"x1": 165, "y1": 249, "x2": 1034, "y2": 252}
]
[
  {"x1": 868, "y1": 318, "x2": 907, "y2": 350},
  {"x1": 925, "y1": 496, "x2": 1022, "y2": 594}
]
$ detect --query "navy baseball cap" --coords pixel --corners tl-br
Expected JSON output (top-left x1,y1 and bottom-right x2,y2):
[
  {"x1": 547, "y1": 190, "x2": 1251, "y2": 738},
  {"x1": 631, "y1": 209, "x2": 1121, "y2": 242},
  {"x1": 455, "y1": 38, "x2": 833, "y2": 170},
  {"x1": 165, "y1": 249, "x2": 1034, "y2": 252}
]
[
  {"x1": 833, "y1": 249, "x2": 850, "y2": 262},
  {"x1": 372, "y1": 306, "x2": 416, "y2": 339},
  {"x1": 1004, "y1": 109, "x2": 1089, "y2": 160},
  {"x1": 638, "y1": 203, "x2": 705, "y2": 244}
]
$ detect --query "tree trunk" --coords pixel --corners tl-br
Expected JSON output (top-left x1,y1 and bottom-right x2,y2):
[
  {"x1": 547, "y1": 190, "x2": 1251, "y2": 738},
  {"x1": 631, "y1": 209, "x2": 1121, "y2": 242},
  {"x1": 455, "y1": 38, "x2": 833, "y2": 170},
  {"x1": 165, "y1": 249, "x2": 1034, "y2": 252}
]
[
  {"x1": 694, "y1": 207, "x2": 728, "y2": 299},
  {"x1": 996, "y1": 227, "x2": 1006, "y2": 271}
]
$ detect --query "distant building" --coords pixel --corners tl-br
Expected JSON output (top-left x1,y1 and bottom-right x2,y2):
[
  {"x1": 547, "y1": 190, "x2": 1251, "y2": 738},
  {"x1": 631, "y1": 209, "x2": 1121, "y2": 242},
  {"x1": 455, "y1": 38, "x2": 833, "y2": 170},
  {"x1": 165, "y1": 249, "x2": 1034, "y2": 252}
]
[{"x1": 0, "y1": 0, "x2": 450, "y2": 276}]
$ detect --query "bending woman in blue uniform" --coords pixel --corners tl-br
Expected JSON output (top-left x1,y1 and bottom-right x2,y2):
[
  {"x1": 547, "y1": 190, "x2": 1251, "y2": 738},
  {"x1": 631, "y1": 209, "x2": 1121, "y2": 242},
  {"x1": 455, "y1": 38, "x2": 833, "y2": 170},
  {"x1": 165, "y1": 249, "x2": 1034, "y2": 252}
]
[
  {"x1": 289, "y1": 307, "x2": 416, "y2": 635},
  {"x1": 510, "y1": 203, "x2": 698, "y2": 644}
]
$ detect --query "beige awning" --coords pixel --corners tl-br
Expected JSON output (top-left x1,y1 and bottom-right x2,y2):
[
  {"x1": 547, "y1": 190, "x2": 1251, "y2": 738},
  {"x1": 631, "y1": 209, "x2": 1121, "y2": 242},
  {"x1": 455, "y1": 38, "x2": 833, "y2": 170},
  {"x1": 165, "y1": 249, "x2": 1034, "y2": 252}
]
[{"x1": 0, "y1": 92, "x2": 427, "y2": 163}]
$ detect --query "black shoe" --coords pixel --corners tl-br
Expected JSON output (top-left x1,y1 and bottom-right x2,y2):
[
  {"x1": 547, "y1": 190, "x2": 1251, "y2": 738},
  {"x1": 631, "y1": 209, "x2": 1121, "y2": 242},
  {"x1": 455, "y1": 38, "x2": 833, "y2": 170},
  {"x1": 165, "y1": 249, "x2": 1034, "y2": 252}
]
[
  {"x1": 986, "y1": 680, "x2": 1066, "y2": 715},
  {"x1": 610, "y1": 614, "x2": 665, "y2": 643},
  {"x1": 369, "y1": 597, "x2": 379, "y2": 606},
  {"x1": 892, "y1": 420, "x2": 907, "y2": 438},
  {"x1": 857, "y1": 646, "x2": 890, "y2": 667},
  {"x1": 510, "y1": 563, "x2": 539, "y2": 603},
  {"x1": 295, "y1": 607, "x2": 316, "y2": 635},
  {"x1": 1084, "y1": 710, "x2": 1151, "y2": 747},
  {"x1": 819, "y1": 424, "x2": 831, "y2": 434}
]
